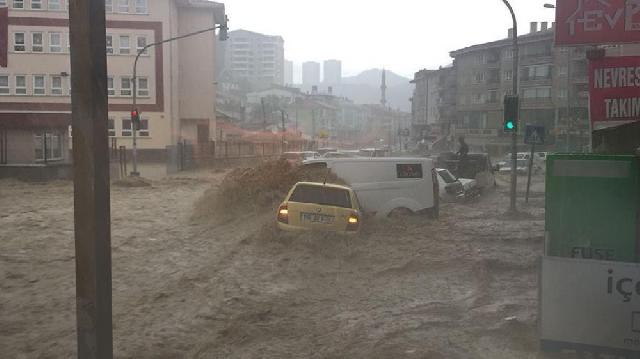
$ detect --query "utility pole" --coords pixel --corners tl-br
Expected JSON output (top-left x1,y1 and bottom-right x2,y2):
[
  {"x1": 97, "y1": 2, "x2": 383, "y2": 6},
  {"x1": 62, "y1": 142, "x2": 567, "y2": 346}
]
[
  {"x1": 281, "y1": 109, "x2": 286, "y2": 151},
  {"x1": 261, "y1": 97, "x2": 267, "y2": 131},
  {"x1": 69, "y1": 0, "x2": 112, "y2": 357},
  {"x1": 502, "y1": 0, "x2": 519, "y2": 213},
  {"x1": 566, "y1": 48, "x2": 571, "y2": 152}
]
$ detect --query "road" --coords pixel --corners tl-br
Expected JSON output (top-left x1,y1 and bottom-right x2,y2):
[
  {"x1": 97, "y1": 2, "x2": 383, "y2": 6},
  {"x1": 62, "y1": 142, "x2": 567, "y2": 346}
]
[{"x1": 0, "y1": 170, "x2": 567, "y2": 358}]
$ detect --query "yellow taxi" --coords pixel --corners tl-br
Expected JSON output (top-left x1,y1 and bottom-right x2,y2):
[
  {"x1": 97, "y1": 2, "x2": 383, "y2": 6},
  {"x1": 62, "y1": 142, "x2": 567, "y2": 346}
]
[{"x1": 276, "y1": 182, "x2": 361, "y2": 234}]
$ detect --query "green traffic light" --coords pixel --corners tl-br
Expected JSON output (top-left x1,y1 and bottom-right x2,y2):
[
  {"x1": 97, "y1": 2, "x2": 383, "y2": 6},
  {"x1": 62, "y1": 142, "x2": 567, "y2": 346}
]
[{"x1": 506, "y1": 121, "x2": 515, "y2": 130}]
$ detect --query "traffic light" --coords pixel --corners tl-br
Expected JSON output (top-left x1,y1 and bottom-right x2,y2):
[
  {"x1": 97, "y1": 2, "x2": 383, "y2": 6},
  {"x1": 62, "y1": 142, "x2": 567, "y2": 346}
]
[
  {"x1": 131, "y1": 109, "x2": 140, "y2": 130},
  {"x1": 219, "y1": 15, "x2": 229, "y2": 41},
  {"x1": 503, "y1": 95, "x2": 519, "y2": 132}
]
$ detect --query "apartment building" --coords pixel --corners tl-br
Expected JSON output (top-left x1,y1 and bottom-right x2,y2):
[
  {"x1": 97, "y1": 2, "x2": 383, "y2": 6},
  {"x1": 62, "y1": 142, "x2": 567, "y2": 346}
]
[
  {"x1": 302, "y1": 61, "x2": 320, "y2": 87},
  {"x1": 0, "y1": 0, "x2": 226, "y2": 167},
  {"x1": 284, "y1": 59, "x2": 293, "y2": 85},
  {"x1": 410, "y1": 65, "x2": 456, "y2": 145},
  {"x1": 448, "y1": 22, "x2": 590, "y2": 154},
  {"x1": 223, "y1": 29, "x2": 284, "y2": 91},
  {"x1": 323, "y1": 59, "x2": 341, "y2": 85}
]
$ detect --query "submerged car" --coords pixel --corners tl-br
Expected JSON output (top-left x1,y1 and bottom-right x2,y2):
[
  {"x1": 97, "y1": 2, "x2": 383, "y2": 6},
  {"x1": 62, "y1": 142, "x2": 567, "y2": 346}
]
[
  {"x1": 277, "y1": 182, "x2": 362, "y2": 234},
  {"x1": 499, "y1": 159, "x2": 531, "y2": 175},
  {"x1": 280, "y1": 151, "x2": 320, "y2": 165},
  {"x1": 436, "y1": 168, "x2": 480, "y2": 202}
]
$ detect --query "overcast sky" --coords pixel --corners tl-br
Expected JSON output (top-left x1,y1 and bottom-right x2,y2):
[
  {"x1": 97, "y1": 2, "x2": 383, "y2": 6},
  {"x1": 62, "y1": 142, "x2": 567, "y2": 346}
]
[{"x1": 222, "y1": 0, "x2": 556, "y2": 80}]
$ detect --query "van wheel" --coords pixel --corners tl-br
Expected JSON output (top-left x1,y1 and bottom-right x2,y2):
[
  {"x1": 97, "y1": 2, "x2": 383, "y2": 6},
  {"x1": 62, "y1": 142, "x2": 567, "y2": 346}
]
[{"x1": 388, "y1": 207, "x2": 413, "y2": 218}]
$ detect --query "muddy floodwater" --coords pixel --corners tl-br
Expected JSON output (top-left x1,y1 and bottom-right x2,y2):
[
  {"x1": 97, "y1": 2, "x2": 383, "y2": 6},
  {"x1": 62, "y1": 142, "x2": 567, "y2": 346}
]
[{"x1": 0, "y1": 170, "x2": 576, "y2": 358}]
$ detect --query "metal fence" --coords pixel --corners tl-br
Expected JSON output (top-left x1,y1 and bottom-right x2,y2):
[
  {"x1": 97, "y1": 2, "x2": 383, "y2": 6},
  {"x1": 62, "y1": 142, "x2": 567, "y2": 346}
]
[{"x1": 168, "y1": 140, "x2": 313, "y2": 173}]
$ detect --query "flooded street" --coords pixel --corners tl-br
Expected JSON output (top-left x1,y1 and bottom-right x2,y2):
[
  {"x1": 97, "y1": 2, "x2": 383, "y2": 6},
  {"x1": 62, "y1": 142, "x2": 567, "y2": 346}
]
[{"x1": 0, "y1": 170, "x2": 555, "y2": 358}]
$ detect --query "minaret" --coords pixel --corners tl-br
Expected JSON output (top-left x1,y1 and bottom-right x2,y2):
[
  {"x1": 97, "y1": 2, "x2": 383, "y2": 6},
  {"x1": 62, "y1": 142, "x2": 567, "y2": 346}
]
[{"x1": 380, "y1": 68, "x2": 387, "y2": 107}]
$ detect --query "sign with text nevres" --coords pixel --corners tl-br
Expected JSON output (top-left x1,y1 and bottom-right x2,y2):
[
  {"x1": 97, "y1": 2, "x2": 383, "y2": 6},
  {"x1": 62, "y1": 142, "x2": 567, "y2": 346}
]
[
  {"x1": 589, "y1": 56, "x2": 640, "y2": 125},
  {"x1": 556, "y1": 0, "x2": 640, "y2": 46},
  {"x1": 540, "y1": 256, "x2": 640, "y2": 354}
]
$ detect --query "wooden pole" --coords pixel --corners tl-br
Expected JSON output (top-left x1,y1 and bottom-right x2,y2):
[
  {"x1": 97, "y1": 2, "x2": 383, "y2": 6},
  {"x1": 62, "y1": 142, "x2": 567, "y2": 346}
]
[{"x1": 69, "y1": 0, "x2": 113, "y2": 357}]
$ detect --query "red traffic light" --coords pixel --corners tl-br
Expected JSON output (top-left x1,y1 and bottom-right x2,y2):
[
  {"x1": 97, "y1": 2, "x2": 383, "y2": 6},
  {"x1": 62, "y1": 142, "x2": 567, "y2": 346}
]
[{"x1": 130, "y1": 109, "x2": 140, "y2": 122}]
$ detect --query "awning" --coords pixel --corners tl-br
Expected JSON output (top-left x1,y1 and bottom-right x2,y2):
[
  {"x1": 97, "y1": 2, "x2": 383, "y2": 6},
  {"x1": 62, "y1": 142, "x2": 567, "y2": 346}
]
[{"x1": 0, "y1": 113, "x2": 71, "y2": 129}]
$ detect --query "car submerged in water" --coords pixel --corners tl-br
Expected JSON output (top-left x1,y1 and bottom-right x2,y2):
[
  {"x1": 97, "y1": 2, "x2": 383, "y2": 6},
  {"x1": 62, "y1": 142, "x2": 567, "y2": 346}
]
[{"x1": 277, "y1": 182, "x2": 362, "y2": 234}]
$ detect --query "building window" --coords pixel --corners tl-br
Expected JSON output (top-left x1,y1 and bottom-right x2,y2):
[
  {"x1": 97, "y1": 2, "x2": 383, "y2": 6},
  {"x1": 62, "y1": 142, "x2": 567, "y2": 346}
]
[
  {"x1": 504, "y1": 48, "x2": 514, "y2": 59},
  {"x1": 503, "y1": 70, "x2": 513, "y2": 81},
  {"x1": 49, "y1": 32, "x2": 62, "y2": 53},
  {"x1": 118, "y1": 0, "x2": 129, "y2": 13},
  {"x1": 31, "y1": 0, "x2": 42, "y2": 9},
  {"x1": 0, "y1": 75, "x2": 8, "y2": 95},
  {"x1": 557, "y1": 89, "x2": 568, "y2": 99},
  {"x1": 34, "y1": 132, "x2": 64, "y2": 161},
  {"x1": 33, "y1": 75, "x2": 46, "y2": 95},
  {"x1": 119, "y1": 35, "x2": 130, "y2": 55},
  {"x1": 523, "y1": 86, "x2": 551, "y2": 99},
  {"x1": 48, "y1": 0, "x2": 61, "y2": 10},
  {"x1": 12, "y1": 0, "x2": 24, "y2": 9},
  {"x1": 120, "y1": 77, "x2": 131, "y2": 96},
  {"x1": 525, "y1": 64, "x2": 551, "y2": 80},
  {"x1": 135, "y1": 0, "x2": 147, "y2": 13},
  {"x1": 136, "y1": 36, "x2": 147, "y2": 55},
  {"x1": 108, "y1": 118, "x2": 116, "y2": 137},
  {"x1": 105, "y1": 0, "x2": 112, "y2": 12},
  {"x1": 473, "y1": 72, "x2": 485, "y2": 84},
  {"x1": 107, "y1": 76, "x2": 115, "y2": 96},
  {"x1": 106, "y1": 35, "x2": 114, "y2": 54},
  {"x1": 15, "y1": 75, "x2": 27, "y2": 95},
  {"x1": 50, "y1": 75, "x2": 63, "y2": 95},
  {"x1": 138, "y1": 119, "x2": 149, "y2": 137},
  {"x1": 31, "y1": 32, "x2": 43, "y2": 52},
  {"x1": 487, "y1": 90, "x2": 498, "y2": 103},
  {"x1": 64, "y1": 32, "x2": 70, "y2": 52},
  {"x1": 122, "y1": 119, "x2": 132, "y2": 136},
  {"x1": 13, "y1": 32, "x2": 26, "y2": 52},
  {"x1": 137, "y1": 77, "x2": 149, "y2": 97},
  {"x1": 558, "y1": 65, "x2": 568, "y2": 76}
]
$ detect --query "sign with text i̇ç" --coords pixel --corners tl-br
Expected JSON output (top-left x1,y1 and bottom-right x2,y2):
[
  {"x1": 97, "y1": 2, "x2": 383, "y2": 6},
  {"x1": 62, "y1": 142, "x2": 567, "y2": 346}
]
[
  {"x1": 589, "y1": 56, "x2": 640, "y2": 126},
  {"x1": 556, "y1": 0, "x2": 640, "y2": 46},
  {"x1": 541, "y1": 257, "x2": 640, "y2": 355}
]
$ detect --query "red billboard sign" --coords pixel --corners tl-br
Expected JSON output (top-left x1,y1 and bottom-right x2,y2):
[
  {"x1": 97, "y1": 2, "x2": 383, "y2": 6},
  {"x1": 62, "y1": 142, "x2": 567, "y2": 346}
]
[
  {"x1": 556, "y1": 0, "x2": 640, "y2": 46},
  {"x1": 0, "y1": 7, "x2": 7, "y2": 68},
  {"x1": 589, "y1": 56, "x2": 640, "y2": 125}
]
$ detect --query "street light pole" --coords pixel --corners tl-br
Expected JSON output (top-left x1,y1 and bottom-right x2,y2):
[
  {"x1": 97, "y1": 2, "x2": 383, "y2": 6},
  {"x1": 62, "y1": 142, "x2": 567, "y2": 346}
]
[
  {"x1": 130, "y1": 21, "x2": 228, "y2": 176},
  {"x1": 502, "y1": 0, "x2": 519, "y2": 213}
]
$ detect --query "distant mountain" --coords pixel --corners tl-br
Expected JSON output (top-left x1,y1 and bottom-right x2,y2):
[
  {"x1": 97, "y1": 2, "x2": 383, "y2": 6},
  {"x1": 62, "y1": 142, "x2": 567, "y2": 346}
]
[
  {"x1": 342, "y1": 68, "x2": 410, "y2": 88},
  {"x1": 339, "y1": 69, "x2": 413, "y2": 112}
]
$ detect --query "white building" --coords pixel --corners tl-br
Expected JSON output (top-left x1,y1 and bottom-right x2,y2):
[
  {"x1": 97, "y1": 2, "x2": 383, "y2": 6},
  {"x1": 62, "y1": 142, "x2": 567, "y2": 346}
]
[
  {"x1": 0, "y1": 0, "x2": 226, "y2": 168},
  {"x1": 224, "y1": 29, "x2": 284, "y2": 90}
]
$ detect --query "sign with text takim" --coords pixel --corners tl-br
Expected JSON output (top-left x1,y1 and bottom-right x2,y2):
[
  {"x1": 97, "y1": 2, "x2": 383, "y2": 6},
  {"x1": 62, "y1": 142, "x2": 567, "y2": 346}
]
[
  {"x1": 589, "y1": 56, "x2": 640, "y2": 125},
  {"x1": 556, "y1": 0, "x2": 640, "y2": 46}
]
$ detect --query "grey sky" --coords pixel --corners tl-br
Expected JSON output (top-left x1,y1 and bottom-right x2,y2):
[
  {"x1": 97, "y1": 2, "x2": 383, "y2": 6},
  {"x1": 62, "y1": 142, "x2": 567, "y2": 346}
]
[{"x1": 222, "y1": 0, "x2": 556, "y2": 79}]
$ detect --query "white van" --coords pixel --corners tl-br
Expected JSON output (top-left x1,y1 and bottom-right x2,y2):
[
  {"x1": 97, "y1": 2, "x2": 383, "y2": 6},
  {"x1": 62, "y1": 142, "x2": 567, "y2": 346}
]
[{"x1": 303, "y1": 157, "x2": 439, "y2": 217}]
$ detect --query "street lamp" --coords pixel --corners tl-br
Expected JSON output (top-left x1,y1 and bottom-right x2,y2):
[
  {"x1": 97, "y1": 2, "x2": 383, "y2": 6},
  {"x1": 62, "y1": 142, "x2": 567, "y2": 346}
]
[
  {"x1": 129, "y1": 16, "x2": 229, "y2": 176},
  {"x1": 542, "y1": 3, "x2": 571, "y2": 152},
  {"x1": 501, "y1": 0, "x2": 519, "y2": 214}
]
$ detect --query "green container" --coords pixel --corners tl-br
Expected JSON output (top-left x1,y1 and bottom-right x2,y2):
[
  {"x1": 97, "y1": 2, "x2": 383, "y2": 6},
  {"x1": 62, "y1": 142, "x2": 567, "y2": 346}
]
[{"x1": 545, "y1": 154, "x2": 640, "y2": 263}]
